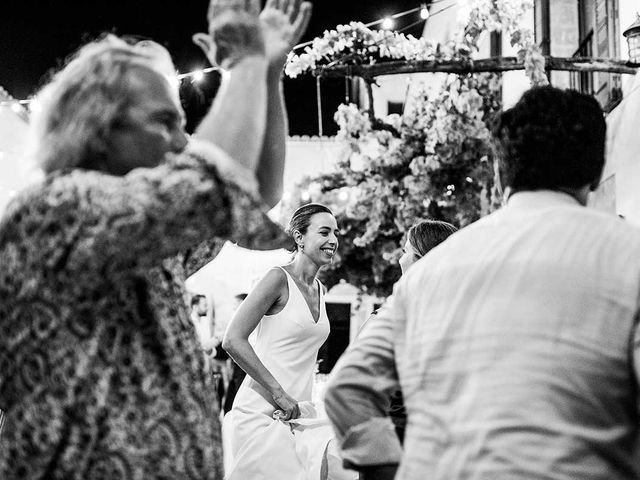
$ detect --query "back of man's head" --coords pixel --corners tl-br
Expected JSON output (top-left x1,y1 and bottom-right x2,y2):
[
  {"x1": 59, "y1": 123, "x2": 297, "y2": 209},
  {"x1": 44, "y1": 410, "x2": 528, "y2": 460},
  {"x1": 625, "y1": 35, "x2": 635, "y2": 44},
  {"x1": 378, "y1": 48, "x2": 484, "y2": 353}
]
[{"x1": 492, "y1": 86, "x2": 606, "y2": 193}]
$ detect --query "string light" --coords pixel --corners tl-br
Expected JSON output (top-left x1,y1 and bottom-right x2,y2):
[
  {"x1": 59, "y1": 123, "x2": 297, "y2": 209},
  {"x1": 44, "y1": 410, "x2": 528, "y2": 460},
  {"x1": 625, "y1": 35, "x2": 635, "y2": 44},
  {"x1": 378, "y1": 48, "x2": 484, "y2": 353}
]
[
  {"x1": 192, "y1": 70, "x2": 205, "y2": 82},
  {"x1": 177, "y1": 65, "x2": 220, "y2": 81},
  {"x1": 9, "y1": 2, "x2": 450, "y2": 104},
  {"x1": 420, "y1": 4, "x2": 430, "y2": 20},
  {"x1": 0, "y1": 100, "x2": 28, "y2": 116},
  {"x1": 293, "y1": 2, "x2": 451, "y2": 50}
]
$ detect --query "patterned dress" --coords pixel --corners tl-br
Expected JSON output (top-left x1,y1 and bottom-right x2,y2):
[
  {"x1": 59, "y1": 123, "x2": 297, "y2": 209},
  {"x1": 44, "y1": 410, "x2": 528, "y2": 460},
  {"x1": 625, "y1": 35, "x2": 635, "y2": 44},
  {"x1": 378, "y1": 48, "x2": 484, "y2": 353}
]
[{"x1": 0, "y1": 141, "x2": 291, "y2": 480}]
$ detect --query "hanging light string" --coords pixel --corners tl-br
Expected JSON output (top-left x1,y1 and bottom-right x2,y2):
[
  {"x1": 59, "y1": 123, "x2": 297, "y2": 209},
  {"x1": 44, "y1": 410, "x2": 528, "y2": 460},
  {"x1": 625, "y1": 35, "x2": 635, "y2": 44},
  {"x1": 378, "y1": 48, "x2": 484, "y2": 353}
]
[
  {"x1": 177, "y1": 66, "x2": 220, "y2": 80},
  {"x1": 3, "y1": 2, "x2": 442, "y2": 109},
  {"x1": 320, "y1": 1, "x2": 454, "y2": 70},
  {"x1": 180, "y1": 3, "x2": 437, "y2": 81},
  {"x1": 179, "y1": 2, "x2": 443, "y2": 84},
  {"x1": 293, "y1": 2, "x2": 436, "y2": 51},
  {"x1": 395, "y1": 2, "x2": 455, "y2": 35}
]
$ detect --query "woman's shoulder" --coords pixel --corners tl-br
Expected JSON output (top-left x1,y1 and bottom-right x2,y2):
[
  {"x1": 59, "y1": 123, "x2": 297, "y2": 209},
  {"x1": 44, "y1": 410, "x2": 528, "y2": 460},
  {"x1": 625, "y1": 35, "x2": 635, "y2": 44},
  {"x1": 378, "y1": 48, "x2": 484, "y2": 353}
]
[
  {"x1": 249, "y1": 267, "x2": 290, "y2": 315},
  {"x1": 255, "y1": 266, "x2": 289, "y2": 293}
]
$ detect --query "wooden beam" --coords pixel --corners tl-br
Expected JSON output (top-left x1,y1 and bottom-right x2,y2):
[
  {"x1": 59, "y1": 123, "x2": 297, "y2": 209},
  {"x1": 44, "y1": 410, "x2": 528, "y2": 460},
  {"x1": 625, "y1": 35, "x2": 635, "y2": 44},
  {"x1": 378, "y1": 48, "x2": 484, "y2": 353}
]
[{"x1": 315, "y1": 56, "x2": 637, "y2": 79}]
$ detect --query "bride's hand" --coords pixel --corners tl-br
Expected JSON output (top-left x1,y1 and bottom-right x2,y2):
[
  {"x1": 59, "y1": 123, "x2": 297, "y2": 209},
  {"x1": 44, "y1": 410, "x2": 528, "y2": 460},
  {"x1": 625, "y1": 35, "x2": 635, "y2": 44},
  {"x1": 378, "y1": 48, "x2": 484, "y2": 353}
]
[{"x1": 272, "y1": 390, "x2": 300, "y2": 420}]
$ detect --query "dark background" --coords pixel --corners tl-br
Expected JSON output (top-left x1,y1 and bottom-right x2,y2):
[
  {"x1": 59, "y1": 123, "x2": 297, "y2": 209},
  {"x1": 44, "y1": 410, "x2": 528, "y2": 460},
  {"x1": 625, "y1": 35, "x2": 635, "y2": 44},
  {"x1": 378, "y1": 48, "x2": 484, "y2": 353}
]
[{"x1": 0, "y1": 0, "x2": 426, "y2": 135}]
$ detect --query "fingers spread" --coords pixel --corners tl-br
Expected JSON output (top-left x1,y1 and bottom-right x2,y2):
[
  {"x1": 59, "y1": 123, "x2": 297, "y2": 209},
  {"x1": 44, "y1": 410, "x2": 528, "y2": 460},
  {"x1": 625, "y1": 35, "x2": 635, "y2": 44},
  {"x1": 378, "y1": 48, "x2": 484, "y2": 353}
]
[
  {"x1": 207, "y1": 10, "x2": 265, "y2": 69},
  {"x1": 287, "y1": 0, "x2": 301, "y2": 21},
  {"x1": 208, "y1": 0, "x2": 251, "y2": 23},
  {"x1": 291, "y1": 2, "x2": 312, "y2": 43},
  {"x1": 193, "y1": 33, "x2": 214, "y2": 56},
  {"x1": 280, "y1": 0, "x2": 291, "y2": 14}
]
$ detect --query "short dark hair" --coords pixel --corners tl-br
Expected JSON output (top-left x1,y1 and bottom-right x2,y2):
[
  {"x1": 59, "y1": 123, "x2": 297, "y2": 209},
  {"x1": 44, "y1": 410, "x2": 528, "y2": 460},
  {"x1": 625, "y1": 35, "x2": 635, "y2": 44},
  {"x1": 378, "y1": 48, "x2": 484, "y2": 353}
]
[
  {"x1": 286, "y1": 203, "x2": 334, "y2": 252},
  {"x1": 491, "y1": 86, "x2": 605, "y2": 192},
  {"x1": 407, "y1": 220, "x2": 457, "y2": 259}
]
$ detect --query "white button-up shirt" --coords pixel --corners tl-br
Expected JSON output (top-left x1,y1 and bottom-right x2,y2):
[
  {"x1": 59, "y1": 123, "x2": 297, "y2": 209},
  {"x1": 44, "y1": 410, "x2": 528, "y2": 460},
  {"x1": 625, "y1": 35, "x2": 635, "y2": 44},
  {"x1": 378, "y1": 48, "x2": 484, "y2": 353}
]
[{"x1": 325, "y1": 190, "x2": 640, "y2": 480}]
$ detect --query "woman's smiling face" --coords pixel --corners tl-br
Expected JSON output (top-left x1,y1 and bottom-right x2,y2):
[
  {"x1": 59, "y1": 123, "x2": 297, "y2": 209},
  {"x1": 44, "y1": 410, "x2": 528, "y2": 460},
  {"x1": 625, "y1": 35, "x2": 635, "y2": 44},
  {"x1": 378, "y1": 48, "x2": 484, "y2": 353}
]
[{"x1": 299, "y1": 212, "x2": 339, "y2": 266}]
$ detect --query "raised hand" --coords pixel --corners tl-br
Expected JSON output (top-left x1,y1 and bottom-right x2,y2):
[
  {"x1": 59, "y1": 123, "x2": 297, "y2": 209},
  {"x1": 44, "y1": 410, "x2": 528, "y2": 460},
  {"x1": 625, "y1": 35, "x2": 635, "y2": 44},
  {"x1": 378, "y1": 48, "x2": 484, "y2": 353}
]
[
  {"x1": 193, "y1": 0, "x2": 265, "y2": 70},
  {"x1": 260, "y1": 0, "x2": 312, "y2": 72},
  {"x1": 272, "y1": 389, "x2": 300, "y2": 420}
]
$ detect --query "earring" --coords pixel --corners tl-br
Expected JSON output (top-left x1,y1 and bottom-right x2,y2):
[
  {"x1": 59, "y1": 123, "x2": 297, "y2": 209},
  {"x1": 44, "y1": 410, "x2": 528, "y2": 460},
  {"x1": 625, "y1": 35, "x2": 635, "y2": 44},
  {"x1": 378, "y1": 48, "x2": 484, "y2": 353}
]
[{"x1": 300, "y1": 243, "x2": 305, "y2": 252}]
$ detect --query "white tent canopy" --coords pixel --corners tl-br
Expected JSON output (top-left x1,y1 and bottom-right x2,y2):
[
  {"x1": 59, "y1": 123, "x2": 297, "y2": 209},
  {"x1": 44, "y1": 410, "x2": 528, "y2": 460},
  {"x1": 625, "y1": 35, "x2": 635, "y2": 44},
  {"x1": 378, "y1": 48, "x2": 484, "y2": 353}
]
[{"x1": 0, "y1": 90, "x2": 32, "y2": 214}]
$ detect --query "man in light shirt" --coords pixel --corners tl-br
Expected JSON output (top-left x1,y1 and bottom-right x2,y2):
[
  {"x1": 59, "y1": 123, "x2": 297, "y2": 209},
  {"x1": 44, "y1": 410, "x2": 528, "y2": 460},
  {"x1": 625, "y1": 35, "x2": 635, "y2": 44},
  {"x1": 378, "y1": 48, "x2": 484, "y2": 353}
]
[{"x1": 324, "y1": 86, "x2": 640, "y2": 480}]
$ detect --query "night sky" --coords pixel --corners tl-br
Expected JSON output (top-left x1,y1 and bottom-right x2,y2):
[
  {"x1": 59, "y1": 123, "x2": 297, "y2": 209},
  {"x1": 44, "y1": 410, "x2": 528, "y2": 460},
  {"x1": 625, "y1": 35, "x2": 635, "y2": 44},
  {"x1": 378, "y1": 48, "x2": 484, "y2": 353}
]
[{"x1": 0, "y1": 0, "x2": 425, "y2": 136}]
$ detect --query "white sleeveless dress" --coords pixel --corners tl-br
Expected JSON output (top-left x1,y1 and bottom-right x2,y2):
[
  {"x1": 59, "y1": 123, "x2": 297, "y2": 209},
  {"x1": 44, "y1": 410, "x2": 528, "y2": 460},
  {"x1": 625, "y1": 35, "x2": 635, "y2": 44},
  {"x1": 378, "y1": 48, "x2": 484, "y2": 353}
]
[{"x1": 222, "y1": 267, "x2": 356, "y2": 480}]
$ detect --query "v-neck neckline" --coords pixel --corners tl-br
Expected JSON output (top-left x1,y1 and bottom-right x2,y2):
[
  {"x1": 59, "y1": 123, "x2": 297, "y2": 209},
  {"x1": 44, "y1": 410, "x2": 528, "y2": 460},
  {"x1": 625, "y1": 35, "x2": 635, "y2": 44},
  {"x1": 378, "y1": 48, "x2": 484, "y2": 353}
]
[{"x1": 283, "y1": 268, "x2": 322, "y2": 324}]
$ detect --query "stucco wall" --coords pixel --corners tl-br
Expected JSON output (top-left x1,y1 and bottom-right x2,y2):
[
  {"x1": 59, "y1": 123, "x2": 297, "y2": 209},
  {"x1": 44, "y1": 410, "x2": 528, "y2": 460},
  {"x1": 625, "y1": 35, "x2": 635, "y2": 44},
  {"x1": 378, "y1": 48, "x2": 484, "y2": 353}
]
[{"x1": 590, "y1": 72, "x2": 640, "y2": 226}]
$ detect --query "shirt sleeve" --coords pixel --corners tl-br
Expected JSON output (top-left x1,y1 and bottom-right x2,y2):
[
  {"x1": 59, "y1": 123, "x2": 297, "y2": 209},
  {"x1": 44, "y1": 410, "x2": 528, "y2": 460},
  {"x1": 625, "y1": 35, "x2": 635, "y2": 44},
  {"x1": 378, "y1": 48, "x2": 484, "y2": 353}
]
[
  {"x1": 179, "y1": 140, "x2": 294, "y2": 275},
  {"x1": 324, "y1": 285, "x2": 406, "y2": 469},
  {"x1": 30, "y1": 138, "x2": 292, "y2": 274},
  {"x1": 631, "y1": 308, "x2": 640, "y2": 405}
]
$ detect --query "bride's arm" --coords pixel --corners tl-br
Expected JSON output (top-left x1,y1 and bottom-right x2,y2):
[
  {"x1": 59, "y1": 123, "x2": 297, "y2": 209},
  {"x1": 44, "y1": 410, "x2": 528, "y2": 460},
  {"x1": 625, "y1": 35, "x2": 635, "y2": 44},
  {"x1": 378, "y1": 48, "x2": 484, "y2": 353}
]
[{"x1": 222, "y1": 267, "x2": 300, "y2": 419}]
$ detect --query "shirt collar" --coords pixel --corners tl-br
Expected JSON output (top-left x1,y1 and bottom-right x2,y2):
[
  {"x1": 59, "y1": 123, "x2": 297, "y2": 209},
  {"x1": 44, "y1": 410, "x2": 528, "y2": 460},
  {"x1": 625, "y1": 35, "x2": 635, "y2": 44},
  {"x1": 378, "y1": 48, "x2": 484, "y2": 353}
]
[{"x1": 506, "y1": 190, "x2": 583, "y2": 210}]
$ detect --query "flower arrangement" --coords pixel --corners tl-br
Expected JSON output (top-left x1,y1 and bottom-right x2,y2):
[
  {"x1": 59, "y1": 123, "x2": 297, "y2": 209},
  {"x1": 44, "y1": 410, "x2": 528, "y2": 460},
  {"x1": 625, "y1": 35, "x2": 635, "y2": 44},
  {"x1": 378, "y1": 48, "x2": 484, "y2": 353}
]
[
  {"x1": 280, "y1": 0, "x2": 543, "y2": 296},
  {"x1": 279, "y1": 73, "x2": 502, "y2": 296},
  {"x1": 459, "y1": 0, "x2": 548, "y2": 86},
  {"x1": 285, "y1": 22, "x2": 472, "y2": 78},
  {"x1": 286, "y1": 0, "x2": 547, "y2": 86}
]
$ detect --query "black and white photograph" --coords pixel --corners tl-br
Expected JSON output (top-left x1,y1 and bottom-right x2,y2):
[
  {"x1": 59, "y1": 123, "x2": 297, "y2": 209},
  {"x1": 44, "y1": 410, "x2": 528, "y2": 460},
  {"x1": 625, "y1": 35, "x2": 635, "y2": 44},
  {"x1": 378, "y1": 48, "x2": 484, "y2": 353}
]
[{"x1": 1, "y1": 1, "x2": 640, "y2": 479}]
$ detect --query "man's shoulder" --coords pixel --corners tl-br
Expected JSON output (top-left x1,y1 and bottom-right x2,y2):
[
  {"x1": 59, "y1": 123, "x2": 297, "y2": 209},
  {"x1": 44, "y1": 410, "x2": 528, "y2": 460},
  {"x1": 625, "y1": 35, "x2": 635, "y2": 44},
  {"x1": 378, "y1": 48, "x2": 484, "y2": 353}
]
[
  {"x1": 576, "y1": 208, "x2": 640, "y2": 245},
  {"x1": 0, "y1": 170, "x2": 104, "y2": 239}
]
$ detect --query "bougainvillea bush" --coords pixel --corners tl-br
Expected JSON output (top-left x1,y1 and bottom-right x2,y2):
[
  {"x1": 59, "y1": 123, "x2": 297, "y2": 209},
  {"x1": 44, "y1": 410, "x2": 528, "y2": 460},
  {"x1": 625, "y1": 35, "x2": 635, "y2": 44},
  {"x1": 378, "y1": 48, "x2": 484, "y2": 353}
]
[{"x1": 281, "y1": 0, "x2": 544, "y2": 296}]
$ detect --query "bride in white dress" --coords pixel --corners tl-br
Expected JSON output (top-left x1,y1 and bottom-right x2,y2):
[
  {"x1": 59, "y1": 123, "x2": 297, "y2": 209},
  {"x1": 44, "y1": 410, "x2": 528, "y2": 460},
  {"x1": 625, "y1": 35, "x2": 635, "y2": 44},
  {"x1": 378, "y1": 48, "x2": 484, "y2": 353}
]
[{"x1": 222, "y1": 204, "x2": 356, "y2": 480}]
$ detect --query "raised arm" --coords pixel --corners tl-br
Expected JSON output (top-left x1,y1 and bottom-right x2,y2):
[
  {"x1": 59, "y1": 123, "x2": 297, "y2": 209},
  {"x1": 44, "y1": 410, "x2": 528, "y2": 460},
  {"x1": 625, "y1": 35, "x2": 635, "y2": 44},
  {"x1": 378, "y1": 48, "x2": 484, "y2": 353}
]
[
  {"x1": 193, "y1": 0, "x2": 267, "y2": 174},
  {"x1": 193, "y1": 0, "x2": 312, "y2": 207},
  {"x1": 222, "y1": 268, "x2": 300, "y2": 420},
  {"x1": 256, "y1": 0, "x2": 312, "y2": 206}
]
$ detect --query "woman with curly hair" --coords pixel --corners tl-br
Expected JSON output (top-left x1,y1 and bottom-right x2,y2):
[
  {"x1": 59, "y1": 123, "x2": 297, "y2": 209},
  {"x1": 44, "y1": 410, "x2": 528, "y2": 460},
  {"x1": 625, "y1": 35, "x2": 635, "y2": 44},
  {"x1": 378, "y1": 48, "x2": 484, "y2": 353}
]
[{"x1": 0, "y1": 0, "x2": 311, "y2": 478}]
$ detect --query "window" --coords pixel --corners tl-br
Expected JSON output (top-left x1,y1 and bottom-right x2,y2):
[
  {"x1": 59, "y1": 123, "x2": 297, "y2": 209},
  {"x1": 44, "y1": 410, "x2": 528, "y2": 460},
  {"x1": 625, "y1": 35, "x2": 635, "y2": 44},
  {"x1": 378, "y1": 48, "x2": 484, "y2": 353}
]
[{"x1": 571, "y1": 0, "x2": 622, "y2": 111}]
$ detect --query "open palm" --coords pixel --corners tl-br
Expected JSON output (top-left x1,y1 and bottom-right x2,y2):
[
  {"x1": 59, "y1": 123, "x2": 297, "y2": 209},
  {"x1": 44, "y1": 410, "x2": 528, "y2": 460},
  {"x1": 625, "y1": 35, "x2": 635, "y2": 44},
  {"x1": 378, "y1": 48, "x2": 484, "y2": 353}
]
[{"x1": 260, "y1": 0, "x2": 312, "y2": 71}]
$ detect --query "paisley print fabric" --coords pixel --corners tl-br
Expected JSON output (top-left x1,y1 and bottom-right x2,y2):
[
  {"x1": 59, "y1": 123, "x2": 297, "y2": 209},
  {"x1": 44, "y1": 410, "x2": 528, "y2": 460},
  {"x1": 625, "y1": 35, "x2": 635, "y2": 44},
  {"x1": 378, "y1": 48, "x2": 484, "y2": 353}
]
[{"x1": 0, "y1": 141, "x2": 291, "y2": 479}]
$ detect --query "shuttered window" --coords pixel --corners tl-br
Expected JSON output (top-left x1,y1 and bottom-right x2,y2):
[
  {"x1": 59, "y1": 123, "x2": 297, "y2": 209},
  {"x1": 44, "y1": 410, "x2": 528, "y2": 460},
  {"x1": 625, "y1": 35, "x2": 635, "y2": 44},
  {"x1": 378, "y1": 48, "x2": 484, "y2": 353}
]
[{"x1": 583, "y1": 0, "x2": 622, "y2": 110}]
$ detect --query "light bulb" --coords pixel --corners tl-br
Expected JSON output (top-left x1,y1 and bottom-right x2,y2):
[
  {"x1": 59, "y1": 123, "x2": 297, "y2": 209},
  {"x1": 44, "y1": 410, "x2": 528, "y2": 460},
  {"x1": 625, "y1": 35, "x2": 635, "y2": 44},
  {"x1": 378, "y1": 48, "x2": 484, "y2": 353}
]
[
  {"x1": 193, "y1": 70, "x2": 205, "y2": 82},
  {"x1": 381, "y1": 17, "x2": 394, "y2": 30},
  {"x1": 28, "y1": 99, "x2": 41, "y2": 114},
  {"x1": 420, "y1": 4, "x2": 430, "y2": 20}
]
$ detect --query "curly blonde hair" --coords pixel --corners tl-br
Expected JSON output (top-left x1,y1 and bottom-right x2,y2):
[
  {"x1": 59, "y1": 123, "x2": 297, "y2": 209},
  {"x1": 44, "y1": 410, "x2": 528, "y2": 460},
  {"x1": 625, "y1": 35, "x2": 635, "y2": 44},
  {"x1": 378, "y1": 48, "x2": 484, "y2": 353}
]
[{"x1": 30, "y1": 34, "x2": 179, "y2": 173}]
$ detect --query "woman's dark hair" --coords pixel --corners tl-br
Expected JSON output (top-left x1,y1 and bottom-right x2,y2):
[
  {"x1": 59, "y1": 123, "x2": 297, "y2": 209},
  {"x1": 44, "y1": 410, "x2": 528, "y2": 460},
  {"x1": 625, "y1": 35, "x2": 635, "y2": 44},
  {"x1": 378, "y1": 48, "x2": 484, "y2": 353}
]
[
  {"x1": 286, "y1": 203, "x2": 333, "y2": 252},
  {"x1": 407, "y1": 220, "x2": 457, "y2": 259},
  {"x1": 491, "y1": 86, "x2": 606, "y2": 192}
]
